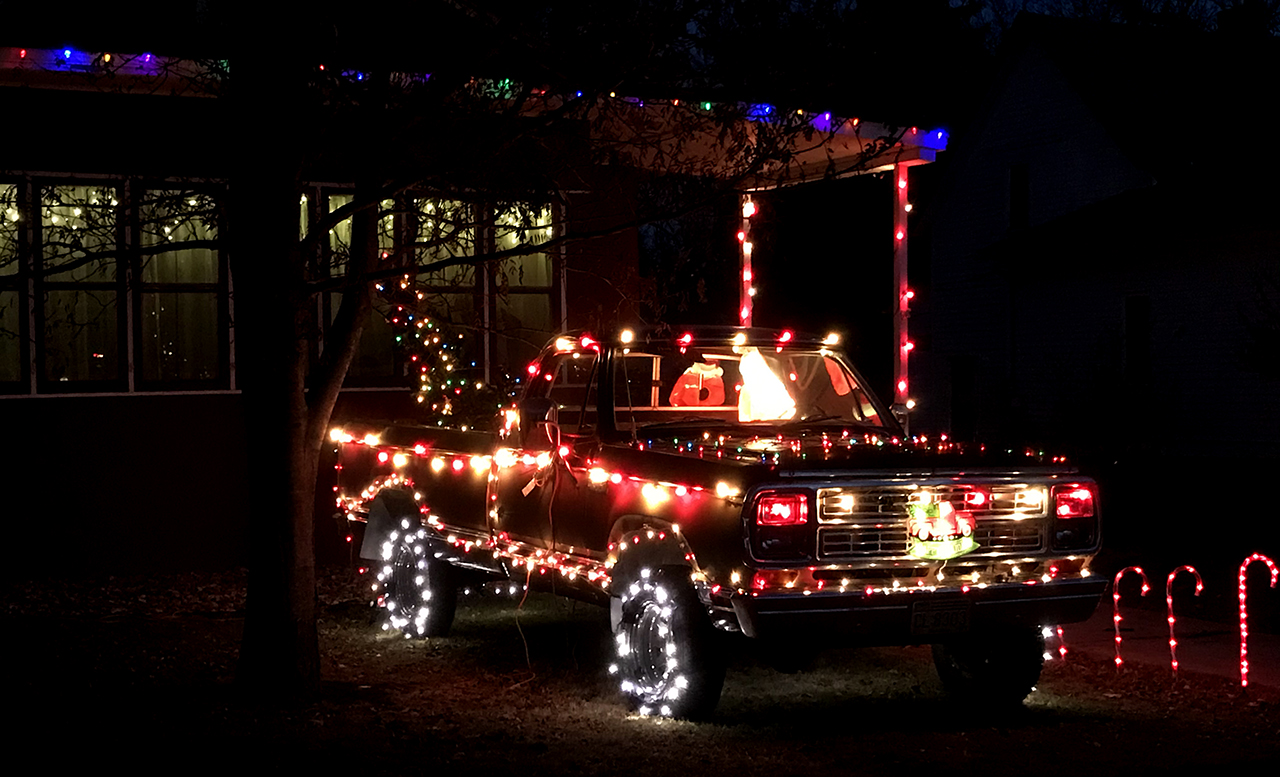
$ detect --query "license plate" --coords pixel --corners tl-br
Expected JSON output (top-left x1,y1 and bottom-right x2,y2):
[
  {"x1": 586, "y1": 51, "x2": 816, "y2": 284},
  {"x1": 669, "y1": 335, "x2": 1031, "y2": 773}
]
[{"x1": 910, "y1": 600, "x2": 971, "y2": 635}]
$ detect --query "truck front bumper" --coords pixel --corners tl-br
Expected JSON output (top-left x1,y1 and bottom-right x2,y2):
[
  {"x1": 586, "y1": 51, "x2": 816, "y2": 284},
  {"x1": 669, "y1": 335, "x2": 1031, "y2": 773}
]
[{"x1": 729, "y1": 576, "x2": 1108, "y2": 643}]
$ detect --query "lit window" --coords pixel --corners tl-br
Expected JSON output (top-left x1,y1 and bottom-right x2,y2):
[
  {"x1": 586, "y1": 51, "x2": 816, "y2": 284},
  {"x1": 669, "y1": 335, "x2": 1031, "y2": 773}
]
[{"x1": 40, "y1": 185, "x2": 120, "y2": 386}]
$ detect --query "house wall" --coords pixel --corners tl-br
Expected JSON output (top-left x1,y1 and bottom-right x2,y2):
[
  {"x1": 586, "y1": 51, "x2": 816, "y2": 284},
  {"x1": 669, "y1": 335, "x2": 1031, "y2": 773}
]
[
  {"x1": 0, "y1": 81, "x2": 643, "y2": 573},
  {"x1": 926, "y1": 43, "x2": 1154, "y2": 444},
  {"x1": 925, "y1": 40, "x2": 1280, "y2": 467}
]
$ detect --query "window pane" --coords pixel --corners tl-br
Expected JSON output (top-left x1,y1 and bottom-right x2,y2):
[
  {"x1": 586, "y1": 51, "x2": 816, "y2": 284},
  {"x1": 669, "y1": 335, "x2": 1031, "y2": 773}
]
[
  {"x1": 0, "y1": 290, "x2": 19, "y2": 382},
  {"x1": 327, "y1": 291, "x2": 397, "y2": 380},
  {"x1": 43, "y1": 288, "x2": 117, "y2": 382},
  {"x1": 139, "y1": 190, "x2": 218, "y2": 283},
  {"x1": 328, "y1": 194, "x2": 352, "y2": 277},
  {"x1": 42, "y1": 185, "x2": 116, "y2": 283},
  {"x1": 495, "y1": 205, "x2": 552, "y2": 288},
  {"x1": 328, "y1": 195, "x2": 394, "y2": 278},
  {"x1": 416, "y1": 199, "x2": 474, "y2": 286},
  {"x1": 140, "y1": 292, "x2": 219, "y2": 381},
  {"x1": 421, "y1": 292, "x2": 476, "y2": 325},
  {"x1": 495, "y1": 292, "x2": 553, "y2": 370},
  {"x1": 1, "y1": 184, "x2": 17, "y2": 277}
]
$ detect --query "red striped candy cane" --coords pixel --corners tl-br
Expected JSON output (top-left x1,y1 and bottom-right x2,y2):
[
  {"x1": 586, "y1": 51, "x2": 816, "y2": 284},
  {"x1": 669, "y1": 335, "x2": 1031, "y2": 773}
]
[
  {"x1": 1239, "y1": 553, "x2": 1278, "y2": 689},
  {"x1": 1166, "y1": 565, "x2": 1203, "y2": 676},
  {"x1": 1113, "y1": 566, "x2": 1150, "y2": 671}
]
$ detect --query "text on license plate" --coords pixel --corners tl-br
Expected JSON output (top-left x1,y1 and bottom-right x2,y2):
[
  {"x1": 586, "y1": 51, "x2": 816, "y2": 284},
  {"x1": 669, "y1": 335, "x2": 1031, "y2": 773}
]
[{"x1": 910, "y1": 600, "x2": 971, "y2": 635}]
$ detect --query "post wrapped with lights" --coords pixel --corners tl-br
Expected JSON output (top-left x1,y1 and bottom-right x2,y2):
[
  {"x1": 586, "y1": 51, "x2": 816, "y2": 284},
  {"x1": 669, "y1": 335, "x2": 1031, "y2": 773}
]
[
  {"x1": 1166, "y1": 565, "x2": 1203, "y2": 677},
  {"x1": 1112, "y1": 566, "x2": 1150, "y2": 671},
  {"x1": 893, "y1": 162, "x2": 912, "y2": 433},
  {"x1": 739, "y1": 196, "x2": 756, "y2": 326},
  {"x1": 1238, "y1": 553, "x2": 1278, "y2": 689}
]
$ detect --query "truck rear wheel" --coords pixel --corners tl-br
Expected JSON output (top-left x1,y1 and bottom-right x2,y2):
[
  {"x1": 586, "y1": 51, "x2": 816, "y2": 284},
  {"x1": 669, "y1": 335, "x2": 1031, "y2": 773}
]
[
  {"x1": 378, "y1": 534, "x2": 457, "y2": 638},
  {"x1": 932, "y1": 627, "x2": 1044, "y2": 707},
  {"x1": 610, "y1": 567, "x2": 725, "y2": 719}
]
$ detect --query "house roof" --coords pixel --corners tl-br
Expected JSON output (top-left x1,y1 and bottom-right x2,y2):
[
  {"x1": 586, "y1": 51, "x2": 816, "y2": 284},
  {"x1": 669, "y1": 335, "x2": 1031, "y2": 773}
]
[{"x1": 0, "y1": 45, "x2": 947, "y2": 186}]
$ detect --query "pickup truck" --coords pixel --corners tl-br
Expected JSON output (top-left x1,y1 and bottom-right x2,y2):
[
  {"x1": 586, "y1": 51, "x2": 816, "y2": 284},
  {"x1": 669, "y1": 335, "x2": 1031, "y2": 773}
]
[{"x1": 332, "y1": 327, "x2": 1107, "y2": 718}]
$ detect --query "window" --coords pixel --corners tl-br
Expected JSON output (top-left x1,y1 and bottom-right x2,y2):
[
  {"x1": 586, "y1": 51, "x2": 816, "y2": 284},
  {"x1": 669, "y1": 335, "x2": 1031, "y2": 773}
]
[
  {"x1": 137, "y1": 189, "x2": 223, "y2": 385},
  {"x1": 493, "y1": 204, "x2": 555, "y2": 372},
  {"x1": 0, "y1": 184, "x2": 22, "y2": 385},
  {"x1": 0, "y1": 178, "x2": 229, "y2": 395},
  {"x1": 314, "y1": 191, "x2": 561, "y2": 386},
  {"x1": 39, "y1": 184, "x2": 121, "y2": 387},
  {"x1": 324, "y1": 193, "x2": 397, "y2": 382},
  {"x1": 539, "y1": 351, "x2": 599, "y2": 433}
]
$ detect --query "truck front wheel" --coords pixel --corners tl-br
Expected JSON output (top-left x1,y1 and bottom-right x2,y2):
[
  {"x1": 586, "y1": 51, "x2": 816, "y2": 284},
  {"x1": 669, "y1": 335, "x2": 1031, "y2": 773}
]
[
  {"x1": 610, "y1": 567, "x2": 725, "y2": 719},
  {"x1": 931, "y1": 627, "x2": 1045, "y2": 707},
  {"x1": 378, "y1": 535, "x2": 457, "y2": 638}
]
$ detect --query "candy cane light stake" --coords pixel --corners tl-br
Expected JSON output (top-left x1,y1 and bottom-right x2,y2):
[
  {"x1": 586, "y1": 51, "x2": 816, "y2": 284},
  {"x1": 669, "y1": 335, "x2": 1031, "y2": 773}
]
[
  {"x1": 1166, "y1": 565, "x2": 1203, "y2": 677},
  {"x1": 1239, "y1": 553, "x2": 1278, "y2": 689},
  {"x1": 1113, "y1": 566, "x2": 1150, "y2": 671}
]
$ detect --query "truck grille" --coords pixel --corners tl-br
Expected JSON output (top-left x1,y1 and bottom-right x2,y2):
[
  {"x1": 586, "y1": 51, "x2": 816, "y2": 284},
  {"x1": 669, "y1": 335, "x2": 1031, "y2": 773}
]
[
  {"x1": 818, "y1": 521, "x2": 1044, "y2": 559},
  {"x1": 814, "y1": 484, "x2": 1047, "y2": 560}
]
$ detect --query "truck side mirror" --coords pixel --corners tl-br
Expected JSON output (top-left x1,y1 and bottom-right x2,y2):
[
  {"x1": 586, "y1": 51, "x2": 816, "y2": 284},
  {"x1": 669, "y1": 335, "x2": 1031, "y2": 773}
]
[
  {"x1": 890, "y1": 403, "x2": 910, "y2": 436},
  {"x1": 517, "y1": 397, "x2": 555, "y2": 448}
]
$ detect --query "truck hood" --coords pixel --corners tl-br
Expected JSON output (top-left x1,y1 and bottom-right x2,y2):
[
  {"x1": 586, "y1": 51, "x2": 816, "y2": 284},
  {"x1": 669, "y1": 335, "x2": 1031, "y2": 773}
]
[{"x1": 634, "y1": 424, "x2": 1075, "y2": 476}]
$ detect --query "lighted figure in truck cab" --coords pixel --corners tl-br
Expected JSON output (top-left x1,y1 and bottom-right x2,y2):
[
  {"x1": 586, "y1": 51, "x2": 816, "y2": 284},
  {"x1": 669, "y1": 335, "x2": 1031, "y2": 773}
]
[{"x1": 332, "y1": 327, "x2": 1107, "y2": 719}]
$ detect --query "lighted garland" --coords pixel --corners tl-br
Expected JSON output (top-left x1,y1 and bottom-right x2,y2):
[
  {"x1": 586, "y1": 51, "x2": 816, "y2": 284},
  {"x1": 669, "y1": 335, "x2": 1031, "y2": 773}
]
[{"x1": 378, "y1": 273, "x2": 519, "y2": 430}]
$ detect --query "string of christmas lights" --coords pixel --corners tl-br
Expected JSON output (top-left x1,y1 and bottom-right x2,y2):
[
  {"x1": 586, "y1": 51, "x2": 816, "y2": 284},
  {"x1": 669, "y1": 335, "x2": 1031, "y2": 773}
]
[
  {"x1": 1112, "y1": 566, "x2": 1150, "y2": 671},
  {"x1": 1238, "y1": 552, "x2": 1278, "y2": 689},
  {"x1": 1165, "y1": 565, "x2": 1203, "y2": 677},
  {"x1": 375, "y1": 271, "x2": 518, "y2": 430}
]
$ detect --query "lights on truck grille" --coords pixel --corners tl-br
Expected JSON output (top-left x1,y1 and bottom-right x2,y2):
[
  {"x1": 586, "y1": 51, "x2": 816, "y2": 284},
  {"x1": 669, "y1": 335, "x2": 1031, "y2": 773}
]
[{"x1": 816, "y1": 485, "x2": 1056, "y2": 523}]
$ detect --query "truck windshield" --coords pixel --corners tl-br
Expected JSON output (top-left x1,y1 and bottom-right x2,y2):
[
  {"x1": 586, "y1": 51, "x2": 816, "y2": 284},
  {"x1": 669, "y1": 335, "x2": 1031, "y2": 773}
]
[{"x1": 613, "y1": 342, "x2": 885, "y2": 431}]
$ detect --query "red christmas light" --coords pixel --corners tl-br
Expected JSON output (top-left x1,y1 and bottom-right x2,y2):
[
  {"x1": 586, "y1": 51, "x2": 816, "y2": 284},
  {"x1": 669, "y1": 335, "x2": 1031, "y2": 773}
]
[
  {"x1": 1166, "y1": 565, "x2": 1203, "y2": 676},
  {"x1": 1238, "y1": 553, "x2": 1278, "y2": 688},
  {"x1": 1113, "y1": 566, "x2": 1150, "y2": 671}
]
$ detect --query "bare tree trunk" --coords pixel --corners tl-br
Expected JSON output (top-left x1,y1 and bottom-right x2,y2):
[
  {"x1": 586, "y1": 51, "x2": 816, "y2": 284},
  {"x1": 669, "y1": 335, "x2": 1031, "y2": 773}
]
[{"x1": 229, "y1": 37, "x2": 322, "y2": 696}]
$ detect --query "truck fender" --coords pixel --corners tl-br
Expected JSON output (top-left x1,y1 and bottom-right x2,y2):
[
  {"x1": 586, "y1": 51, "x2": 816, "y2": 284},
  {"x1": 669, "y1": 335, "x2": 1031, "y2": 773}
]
[
  {"x1": 359, "y1": 489, "x2": 423, "y2": 562},
  {"x1": 606, "y1": 515, "x2": 702, "y2": 629}
]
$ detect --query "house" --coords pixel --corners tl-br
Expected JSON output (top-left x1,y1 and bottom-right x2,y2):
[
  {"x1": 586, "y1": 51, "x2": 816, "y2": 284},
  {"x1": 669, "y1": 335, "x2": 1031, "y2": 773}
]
[{"x1": 0, "y1": 41, "x2": 946, "y2": 571}]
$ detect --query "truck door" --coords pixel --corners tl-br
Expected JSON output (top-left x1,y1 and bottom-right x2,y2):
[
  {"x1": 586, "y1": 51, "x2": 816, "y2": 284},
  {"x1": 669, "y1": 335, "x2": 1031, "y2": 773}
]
[{"x1": 492, "y1": 348, "x2": 598, "y2": 552}]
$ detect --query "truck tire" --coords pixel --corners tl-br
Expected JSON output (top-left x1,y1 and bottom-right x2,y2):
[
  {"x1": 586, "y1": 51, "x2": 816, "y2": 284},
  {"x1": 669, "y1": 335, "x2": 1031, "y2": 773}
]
[
  {"x1": 931, "y1": 626, "x2": 1044, "y2": 707},
  {"x1": 379, "y1": 534, "x2": 457, "y2": 638},
  {"x1": 610, "y1": 567, "x2": 725, "y2": 719}
]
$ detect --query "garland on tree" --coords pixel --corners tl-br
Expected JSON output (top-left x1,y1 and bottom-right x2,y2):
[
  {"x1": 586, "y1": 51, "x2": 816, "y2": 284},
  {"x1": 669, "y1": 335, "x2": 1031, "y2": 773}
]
[{"x1": 380, "y1": 272, "x2": 519, "y2": 431}]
